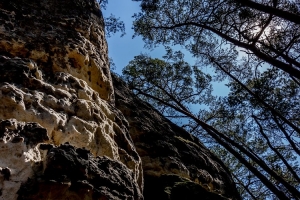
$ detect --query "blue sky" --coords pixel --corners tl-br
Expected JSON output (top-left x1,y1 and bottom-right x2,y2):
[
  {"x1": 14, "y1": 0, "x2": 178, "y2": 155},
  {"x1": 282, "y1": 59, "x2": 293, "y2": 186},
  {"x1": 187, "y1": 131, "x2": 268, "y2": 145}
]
[
  {"x1": 102, "y1": 0, "x2": 193, "y2": 74},
  {"x1": 102, "y1": 0, "x2": 160, "y2": 74},
  {"x1": 102, "y1": 0, "x2": 229, "y2": 96}
]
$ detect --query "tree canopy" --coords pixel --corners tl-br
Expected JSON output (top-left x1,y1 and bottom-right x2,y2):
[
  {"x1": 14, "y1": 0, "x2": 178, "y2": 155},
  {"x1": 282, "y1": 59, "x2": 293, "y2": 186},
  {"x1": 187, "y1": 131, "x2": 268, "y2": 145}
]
[
  {"x1": 123, "y1": 50, "x2": 214, "y2": 117},
  {"x1": 98, "y1": 0, "x2": 125, "y2": 37},
  {"x1": 133, "y1": 0, "x2": 300, "y2": 79},
  {"x1": 119, "y1": 0, "x2": 300, "y2": 199}
]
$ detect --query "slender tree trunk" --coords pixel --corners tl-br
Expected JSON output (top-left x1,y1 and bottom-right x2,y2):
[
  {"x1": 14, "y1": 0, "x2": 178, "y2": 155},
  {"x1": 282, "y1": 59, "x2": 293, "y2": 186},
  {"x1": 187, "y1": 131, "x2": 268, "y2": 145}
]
[
  {"x1": 208, "y1": 57, "x2": 300, "y2": 135},
  {"x1": 235, "y1": 0, "x2": 300, "y2": 25},
  {"x1": 152, "y1": 23, "x2": 300, "y2": 79},
  {"x1": 253, "y1": 116, "x2": 300, "y2": 183}
]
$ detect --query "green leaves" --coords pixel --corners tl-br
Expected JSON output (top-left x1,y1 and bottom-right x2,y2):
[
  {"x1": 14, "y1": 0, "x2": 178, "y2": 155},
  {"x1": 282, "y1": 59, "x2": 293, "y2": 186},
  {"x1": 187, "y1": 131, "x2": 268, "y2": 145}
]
[
  {"x1": 122, "y1": 51, "x2": 213, "y2": 116},
  {"x1": 104, "y1": 14, "x2": 125, "y2": 37},
  {"x1": 133, "y1": 0, "x2": 300, "y2": 79}
]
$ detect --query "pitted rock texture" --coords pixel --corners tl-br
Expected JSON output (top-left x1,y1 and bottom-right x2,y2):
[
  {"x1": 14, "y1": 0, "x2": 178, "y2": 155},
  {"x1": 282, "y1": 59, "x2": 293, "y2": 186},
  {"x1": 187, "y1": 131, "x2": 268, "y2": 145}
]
[
  {"x1": 113, "y1": 74, "x2": 241, "y2": 200},
  {"x1": 0, "y1": 119, "x2": 143, "y2": 200},
  {"x1": 0, "y1": 56, "x2": 140, "y2": 165},
  {"x1": 18, "y1": 144, "x2": 142, "y2": 200},
  {"x1": 0, "y1": 0, "x2": 142, "y2": 199},
  {"x1": 0, "y1": 0, "x2": 112, "y2": 101},
  {"x1": 0, "y1": 119, "x2": 49, "y2": 200}
]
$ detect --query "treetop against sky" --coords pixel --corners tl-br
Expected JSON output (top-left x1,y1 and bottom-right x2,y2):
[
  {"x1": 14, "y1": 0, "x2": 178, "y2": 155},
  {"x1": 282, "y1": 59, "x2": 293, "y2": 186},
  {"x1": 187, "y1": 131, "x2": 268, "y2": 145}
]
[{"x1": 102, "y1": 0, "x2": 229, "y2": 96}]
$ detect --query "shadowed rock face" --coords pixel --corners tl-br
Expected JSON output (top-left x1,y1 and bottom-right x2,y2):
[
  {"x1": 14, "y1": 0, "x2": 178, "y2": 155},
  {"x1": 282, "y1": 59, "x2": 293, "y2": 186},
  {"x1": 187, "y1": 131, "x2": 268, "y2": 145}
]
[
  {"x1": 113, "y1": 74, "x2": 241, "y2": 200},
  {"x1": 18, "y1": 144, "x2": 141, "y2": 200},
  {"x1": 0, "y1": 0, "x2": 240, "y2": 199}
]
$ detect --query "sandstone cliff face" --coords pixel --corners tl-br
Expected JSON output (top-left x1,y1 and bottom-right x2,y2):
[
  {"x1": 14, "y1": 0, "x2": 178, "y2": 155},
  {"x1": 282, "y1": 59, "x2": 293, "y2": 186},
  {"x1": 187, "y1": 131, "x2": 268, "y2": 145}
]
[
  {"x1": 0, "y1": 0, "x2": 142, "y2": 199},
  {"x1": 0, "y1": 0, "x2": 239, "y2": 199}
]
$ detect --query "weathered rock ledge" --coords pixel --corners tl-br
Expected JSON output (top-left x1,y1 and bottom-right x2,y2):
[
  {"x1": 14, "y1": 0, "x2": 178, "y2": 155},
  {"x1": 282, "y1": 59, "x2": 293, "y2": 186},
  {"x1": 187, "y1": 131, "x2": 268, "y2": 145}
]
[{"x1": 0, "y1": 0, "x2": 240, "y2": 199}]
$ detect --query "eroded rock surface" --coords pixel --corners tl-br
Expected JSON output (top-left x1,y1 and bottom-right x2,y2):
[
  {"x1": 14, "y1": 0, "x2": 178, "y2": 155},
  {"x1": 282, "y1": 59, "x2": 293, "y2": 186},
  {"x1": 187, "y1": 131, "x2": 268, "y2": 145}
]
[
  {"x1": 0, "y1": 119, "x2": 48, "y2": 200},
  {"x1": 113, "y1": 74, "x2": 241, "y2": 200},
  {"x1": 0, "y1": 120, "x2": 142, "y2": 200},
  {"x1": 0, "y1": 0, "x2": 112, "y2": 101},
  {"x1": 0, "y1": 0, "x2": 142, "y2": 199}
]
